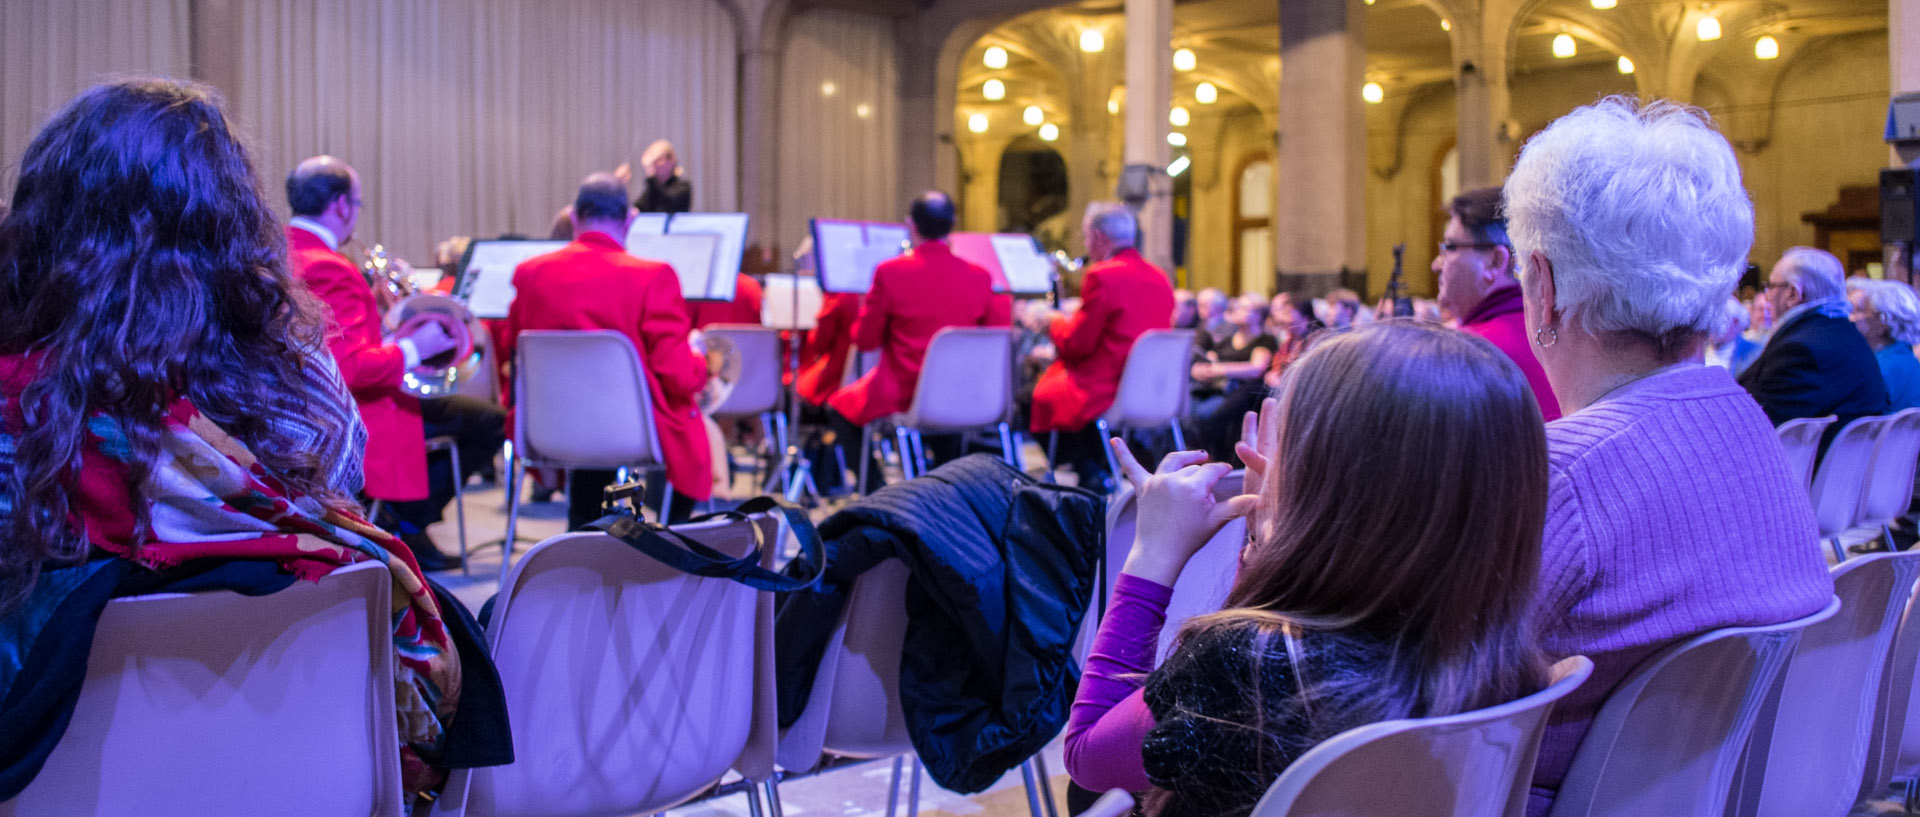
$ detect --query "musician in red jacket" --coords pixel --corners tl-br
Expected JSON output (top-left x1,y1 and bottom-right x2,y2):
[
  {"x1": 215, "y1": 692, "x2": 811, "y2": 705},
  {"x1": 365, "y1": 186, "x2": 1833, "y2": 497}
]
[
  {"x1": 688, "y1": 274, "x2": 764, "y2": 329},
  {"x1": 825, "y1": 192, "x2": 1011, "y2": 490},
  {"x1": 502, "y1": 174, "x2": 714, "y2": 527},
  {"x1": 286, "y1": 156, "x2": 502, "y2": 570},
  {"x1": 1031, "y1": 204, "x2": 1175, "y2": 489}
]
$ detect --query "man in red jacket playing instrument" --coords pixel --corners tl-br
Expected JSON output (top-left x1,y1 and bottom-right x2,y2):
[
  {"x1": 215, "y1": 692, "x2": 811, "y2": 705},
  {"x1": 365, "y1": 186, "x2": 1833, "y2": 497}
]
[
  {"x1": 1030, "y1": 203, "x2": 1174, "y2": 490},
  {"x1": 286, "y1": 156, "x2": 503, "y2": 570},
  {"x1": 502, "y1": 173, "x2": 715, "y2": 528}
]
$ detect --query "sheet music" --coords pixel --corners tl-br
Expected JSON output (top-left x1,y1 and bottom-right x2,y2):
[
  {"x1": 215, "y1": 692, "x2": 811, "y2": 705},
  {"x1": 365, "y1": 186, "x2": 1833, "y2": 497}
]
[
  {"x1": 812, "y1": 219, "x2": 869, "y2": 294},
  {"x1": 459, "y1": 239, "x2": 567, "y2": 319},
  {"x1": 625, "y1": 212, "x2": 669, "y2": 243},
  {"x1": 666, "y1": 212, "x2": 749, "y2": 301},
  {"x1": 991, "y1": 234, "x2": 1055, "y2": 295},
  {"x1": 629, "y1": 233, "x2": 723, "y2": 302},
  {"x1": 761, "y1": 273, "x2": 823, "y2": 330}
]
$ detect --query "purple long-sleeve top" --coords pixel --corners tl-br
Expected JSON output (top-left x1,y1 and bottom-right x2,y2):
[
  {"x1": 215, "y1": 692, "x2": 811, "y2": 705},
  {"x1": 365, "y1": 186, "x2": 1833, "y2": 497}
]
[{"x1": 1063, "y1": 572, "x2": 1174, "y2": 792}]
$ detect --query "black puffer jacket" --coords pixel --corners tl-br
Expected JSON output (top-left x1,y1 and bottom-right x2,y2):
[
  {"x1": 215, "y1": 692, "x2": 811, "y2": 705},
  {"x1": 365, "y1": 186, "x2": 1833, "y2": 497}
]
[{"x1": 775, "y1": 454, "x2": 1104, "y2": 792}]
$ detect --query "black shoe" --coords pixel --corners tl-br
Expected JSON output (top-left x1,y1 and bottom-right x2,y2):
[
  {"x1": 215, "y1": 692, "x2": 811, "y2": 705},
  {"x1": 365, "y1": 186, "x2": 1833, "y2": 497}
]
[{"x1": 400, "y1": 531, "x2": 461, "y2": 572}]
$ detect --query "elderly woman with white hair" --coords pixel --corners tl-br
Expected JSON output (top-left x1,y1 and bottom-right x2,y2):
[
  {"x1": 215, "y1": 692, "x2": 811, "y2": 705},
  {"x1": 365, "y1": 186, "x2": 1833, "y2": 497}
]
[
  {"x1": 1503, "y1": 97, "x2": 1834, "y2": 817},
  {"x1": 1850, "y1": 277, "x2": 1920, "y2": 410}
]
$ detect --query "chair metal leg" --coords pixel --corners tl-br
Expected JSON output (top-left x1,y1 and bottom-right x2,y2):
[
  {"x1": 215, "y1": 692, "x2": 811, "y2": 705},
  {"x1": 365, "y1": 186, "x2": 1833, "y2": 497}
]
[
  {"x1": 859, "y1": 425, "x2": 874, "y2": 498},
  {"x1": 911, "y1": 430, "x2": 929, "y2": 477},
  {"x1": 998, "y1": 422, "x2": 1018, "y2": 469},
  {"x1": 499, "y1": 454, "x2": 524, "y2": 588},
  {"x1": 661, "y1": 476, "x2": 676, "y2": 525},
  {"x1": 885, "y1": 756, "x2": 905, "y2": 817},
  {"x1": 1045, "y1": 432, "x2": 1060, "y2": 484},
  {"x1": 1097, "y1": 419, "x2": 1120, "y2": 482},
  {"x1": 744, "y1": 779, "x2": 767, "y2": 817},
  {"x1": 908, "y1": 756, "x2": 922, "y2": 817},
  {"x1": 1019, "y1": 759, "x2": 1046, "y2": 817},
  {"x1": 1033, "y1": 754, "x2": 1060, "y2": 817},
  {"x1": 1169, "y1": 418, "x2": 1187, "y2": 451},
  {"x1": 759, "y1": 411, "x2": 784, "y2": 493},
  {"x1": 896, "y1": 427, "x2": 917, "y2": 480},
  {"x1": 764, "y1": 779, "x2": 786, "y2": 817},
  {"x1": 1830, "y1": 537, "x2": 1849, "y2": 563},
  {"x1": 448, "y1": 443, "x2": 469, "y2": 576}
]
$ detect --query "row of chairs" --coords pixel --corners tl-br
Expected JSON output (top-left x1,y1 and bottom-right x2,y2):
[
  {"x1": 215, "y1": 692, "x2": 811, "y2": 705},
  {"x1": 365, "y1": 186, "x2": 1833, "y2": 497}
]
[{"x1": 1780, "y1": 408, "x2": 1920, "y2": 562}]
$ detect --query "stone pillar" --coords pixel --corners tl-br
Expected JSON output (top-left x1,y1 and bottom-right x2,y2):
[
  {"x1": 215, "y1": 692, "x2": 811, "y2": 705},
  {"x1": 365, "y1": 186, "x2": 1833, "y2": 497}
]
[
  {"x1": 1896, "y1": 1, "x2": 1920, "y2": 168},
  {"x1": 1123, "y1": 0, "x2": 1174, "y2": 271},
  {"x1": 1274, "y1": 0, "x2": 1366, "y2": 296},
  {"x1": 1451, "y1": 20, "x2": 1511, "y2": 190}
]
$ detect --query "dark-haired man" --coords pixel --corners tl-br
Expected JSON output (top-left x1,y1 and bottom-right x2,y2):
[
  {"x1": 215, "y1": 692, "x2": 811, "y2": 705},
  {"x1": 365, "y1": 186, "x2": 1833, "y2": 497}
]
[
  {"x1": 824, "y1": 191, "x2": 1011, "y2": 490},
  {"x1": 1434, "y1": 186, "x2": 1560, "y2": 420},
  {"x1": 502, "y1": 173, "x2": 714, "y2": 527},
  {"x1": 287, "y1": 155, "x2": 502, "y2": 570}
]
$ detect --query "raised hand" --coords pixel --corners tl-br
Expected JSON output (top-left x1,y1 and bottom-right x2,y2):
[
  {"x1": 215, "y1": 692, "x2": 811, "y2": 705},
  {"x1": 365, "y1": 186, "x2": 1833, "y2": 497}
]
[{"x1": 1112, "y1": 441, "x2": 1258, "y2": 586}]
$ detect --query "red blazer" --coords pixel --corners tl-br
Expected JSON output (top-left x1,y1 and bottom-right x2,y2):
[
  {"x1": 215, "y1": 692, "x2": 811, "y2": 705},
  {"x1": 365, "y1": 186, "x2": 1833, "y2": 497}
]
[
  {"x1": 289, "y1": 226, "x2": 427, "y2": 501},
  {"x1": 829, "y1": 240, "x2": 1012, "y2": 426},
  {"x1": 501, "y1": 231, "x2": 713, "y2": 500},
  {"x1": 1031, "y1": 249, "x2": 1176, "y2": 433},
  {"x1": 796, "y1": 291, "x2": 863, "y2": 407},
  {"x1": 688, "y1": 274, "x2": 764, "y2": 329}
]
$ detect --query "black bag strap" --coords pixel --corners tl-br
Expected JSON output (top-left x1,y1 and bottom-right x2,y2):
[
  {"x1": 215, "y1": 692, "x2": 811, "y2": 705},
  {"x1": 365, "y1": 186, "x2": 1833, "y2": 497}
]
[{"x1": 583, "y1": 495, "x2": 824, "y2": 594}]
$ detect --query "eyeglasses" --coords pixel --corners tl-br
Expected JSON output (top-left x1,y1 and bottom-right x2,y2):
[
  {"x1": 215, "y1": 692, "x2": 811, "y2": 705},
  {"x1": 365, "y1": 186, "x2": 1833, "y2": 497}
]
[
  {"x1": 1438, "y1": 240, "x2": 1507, "y2": 254},
  {"x1": 1763, "y1": 281, "x2": 1792, "y2": 291}
]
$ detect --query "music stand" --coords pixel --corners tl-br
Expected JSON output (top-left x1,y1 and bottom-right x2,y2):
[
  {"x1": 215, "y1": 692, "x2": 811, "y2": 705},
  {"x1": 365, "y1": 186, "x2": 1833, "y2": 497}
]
[
  {"x1": 629, "y1": 233, "x2": 724, "y2": 301},
  {"x1": 949, "y1": 232, "x2": 1055, "y2": 296},
  {"x1": 760, "y1": 271, "x2": 826, "y2": 502},
  {"x1": 666, "y1": 212, "x2": 750, "y2": 301},
  {"x1": 456, "y1": 239, "x2": 569, "y2": 319}
]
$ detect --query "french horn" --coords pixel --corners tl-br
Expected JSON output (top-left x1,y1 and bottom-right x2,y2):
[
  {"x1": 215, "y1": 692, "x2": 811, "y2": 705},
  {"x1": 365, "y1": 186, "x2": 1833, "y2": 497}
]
[{"x1": 364, "y1": 244, "x2": 482, "y2": 398}]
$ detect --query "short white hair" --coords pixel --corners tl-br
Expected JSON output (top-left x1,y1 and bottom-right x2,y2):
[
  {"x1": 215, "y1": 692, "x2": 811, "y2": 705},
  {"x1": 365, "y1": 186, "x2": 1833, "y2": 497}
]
[
  {"x1": 1084, "y1": 202, "x2": 1138, "y2": 247},
  {"x1": 1504, "y1": 97, "x2": 1753, "y2": 344},
  {"x1": 1854, "y1": 278, "x2": 1920, "y2": 345},
  {"x1": 1778, "y1": 246, "x2": 1845, "y2": 303}
]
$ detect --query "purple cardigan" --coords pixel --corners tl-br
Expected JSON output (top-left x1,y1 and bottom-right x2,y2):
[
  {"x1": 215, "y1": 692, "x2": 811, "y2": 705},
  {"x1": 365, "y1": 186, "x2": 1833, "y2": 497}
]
[
  {"x1": 1527, "y1": 363, "x2": 1834, "y2": 816},
  {"x1": 1063, "y1": 573, "x2": 1172, "y2": 792}
]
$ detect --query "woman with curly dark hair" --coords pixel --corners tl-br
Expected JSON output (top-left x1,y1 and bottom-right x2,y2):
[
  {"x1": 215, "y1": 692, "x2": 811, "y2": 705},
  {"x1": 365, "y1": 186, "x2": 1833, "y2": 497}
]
[{"x1": 0, "y1": 78, "x2": 464, "y2": 796}]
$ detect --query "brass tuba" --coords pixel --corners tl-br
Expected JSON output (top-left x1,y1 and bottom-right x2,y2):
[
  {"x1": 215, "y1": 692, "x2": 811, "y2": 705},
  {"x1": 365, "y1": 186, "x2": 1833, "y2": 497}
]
[{"x1": 362, "y1": 244, "x2": 481, "y2": 398}]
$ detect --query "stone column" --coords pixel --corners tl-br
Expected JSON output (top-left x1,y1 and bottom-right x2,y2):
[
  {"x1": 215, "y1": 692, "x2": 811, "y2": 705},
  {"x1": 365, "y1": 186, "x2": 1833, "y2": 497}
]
[
  {"x1": 1123, "y1": 0, "x2": 1174, "y2": 271},
  {"x1": 1274, "y1": 0, "x2": 1366, "y2": 296},
  {"x1": 1450, "y1": 18, "x2": 1511, "y2": 190}
]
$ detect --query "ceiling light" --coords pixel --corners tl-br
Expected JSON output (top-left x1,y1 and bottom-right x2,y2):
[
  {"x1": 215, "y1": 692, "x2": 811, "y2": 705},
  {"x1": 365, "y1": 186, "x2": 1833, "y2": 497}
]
[
  {"x1": 984, "y1": 46, "x2": 1008, "y2": 69},
  {"x1": 1039, "y1": 123, "x2": 1059, "y2": 142},
  {"x1": 1617, "y1": 55, "x2": 1635, "y2": 74},
  {"x1": 1755, "y1": 35, "x2": 1779, "y2": 59},
  {"x1": 1108, "y1": 98, "x2": 1119, "y2": 114},
  {"x1": 820, "y1": 81, "x2": 837, "y2": 97},
  {"x1": 1108, "y1": 85, "x2": 1124, "y2": 115},
  {"x1": 1552, "y1": 33, "x2": 1576, "y2": 58},
  {"x1": 1023, "y1": 105, "x2": 1045, "y2": 126},
  {"x1": 1173, "y1": 48, "x2": 1197, "y2": 72},
  {"x1": 983, "y1": 79, "x2": 1005, "y2": 101},
  {"x1": 1362, "y1": 82, "x2": 1384, "y2": 104},
  {"x1": 1591, "y1": 0, "x2": 1616, "y2": 8},
  {"x1": 968, "y1": 113, "x2": 988, "y2": 133},
  {"x1": 1196, "y1": 82, "x2": 1218, "y2": 104},
  {"x1": 1169, "y1": 106, "x2": 1191, "y2": 127},
  {"x1": 1168, "y1": 132, "x2": 1188, "y2": 147},
  {"x1": 855, "y1": 103, "x2": 872, "y2": 118},
  {"x1": 1168, "y1": 155, "x2": 1191, "y2": 177},
  {"x1": 1080, "y1": 29, "x2": 1105, "y2": 53},
  {"x1": 1697, "y1": 16, "x2": 1721, "y2": 41},
  {"x1": 1440, "y1": 19, "x2": 1451, "y2": 31}
]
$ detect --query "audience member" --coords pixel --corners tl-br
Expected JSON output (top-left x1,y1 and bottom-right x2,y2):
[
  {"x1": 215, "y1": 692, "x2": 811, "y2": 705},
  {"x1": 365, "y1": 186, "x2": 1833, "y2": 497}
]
[
  {"x1": 1172, "y1": 288, "x2": 1198, "y2": 329},
  {"x1": 1064, "y1": 321, "x2": 1549, "y2": 817},
  {"x1": 1435, "y1": 186, "x2": 1561, "y2": 420},
  {"x1": 1191, "y1": 299, "x2": 1276, "y2": 394},
  {"x1": 1031, "y1": 203, "x2": 1175, "y2": 490},
  {"x1": 1703, "y1": 296, "x2": 1762, "y2": 378},
  {"x1": 1849, "y1": 278, "x2": 1920, "y2": 411},
  {"x1": 1739, "y1": 246, "x2": 1889, "y2": 427},
  {"x1": 1194, "y1": 287, "x2": 1231, "y2": 347},
  {"x1": 0, "y1": 78, "x2": 470, "y2": 795},
  {"x1": 1503, "y1": 96, "x2": 1834, "y2": 816}
]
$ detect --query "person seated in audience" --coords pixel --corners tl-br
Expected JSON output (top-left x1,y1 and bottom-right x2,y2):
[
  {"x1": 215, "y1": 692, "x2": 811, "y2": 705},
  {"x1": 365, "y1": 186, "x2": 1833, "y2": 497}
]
[
  {"x1": 1745, "y1": 295, "x2": 1775, "y2": 346},
  {"x1": 1194, "y1": 287, "x2": 1231, "y2": 348},
  {"x1": 1031, "y1": 204, "x2": 1175, "y2": 491},
  {"x1": 1703, "y1": 296, "x2": 1762, "y2": 378},
  {"x1": 1848, "y1": 278, "x2": 1920, "y2": 411},
  {"x1": 1502, "y1": 96, "x2": 1834, "y2": 816},
  {"x1": 0, "y1": 78, "x2": 468, "y2": 796},
  {"x1": 1171, "y1": 288, "x2": 1198, "y2": 330},
  {"x1": 1191, "y1": 298, "x2": 1276, "y2": 396},
  {"x1": 1739, "y1": 246, "x2": 1889, "y2": 428},
  {"x1": 502, "y1": 173, "x2": 715, "y2": 527},
  {"x1": 1064, "y1": 321, "x2": 1550, "y2": 817},
  {"x1": 1434, "y1": 186, "x2": 1561, "y2": 420}
]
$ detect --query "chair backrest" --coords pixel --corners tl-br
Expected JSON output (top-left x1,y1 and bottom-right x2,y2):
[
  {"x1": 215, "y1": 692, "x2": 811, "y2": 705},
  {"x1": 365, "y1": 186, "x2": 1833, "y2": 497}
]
[
  {"x1": 1097, "y1": 472, "x2": 1251, "y2": 664},
  {"x1": 705, "y1": 324, "x2": 783, "y2": 418},
  {"x1": 1, "y1": 562, "x2": 402, "y2": 817},
  {"x1": 435, "y1": 516, "x2": 775, "y2": 817},
  {"x1": 777, "y1": 558, "x2": 914, "y2": 771},
  {"x1": 1249, "y1": 657, "x2": 1595, "y2": 817},
  {"x1": 1546, "y1": 599, "x2": 1838, "y2": 817},
  {"x1": 1808, "y1": 415, "x2": 1893, "y2": 539},
  {"x1": 1099, "y1": 329, "x2": 1196, "y2": 429},
  {"x1": 1776, "y1": 416, "x2": 1837, "y2": 490},
  {"x1": 901, "y1": 327, "x2": 1012, "y2": 431},
  {"x1": 1868, "y1": 577, "x2": 1920, "y2": 800},
  {"x1": 513, "y1": 330, "x2": 662, "y2": 469},
  {"x1": 1731, "y1": 551, "x2": 1920, "y2": 817},
  {"x1": 1860, "y1": 408, "x2": 1920, "y2": 530}
]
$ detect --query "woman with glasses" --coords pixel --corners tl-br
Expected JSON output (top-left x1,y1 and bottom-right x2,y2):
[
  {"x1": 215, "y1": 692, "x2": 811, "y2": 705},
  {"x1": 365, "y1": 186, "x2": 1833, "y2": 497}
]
[{"x1": 1433, "y1": 186, "x2": 1560, "y2": 420}]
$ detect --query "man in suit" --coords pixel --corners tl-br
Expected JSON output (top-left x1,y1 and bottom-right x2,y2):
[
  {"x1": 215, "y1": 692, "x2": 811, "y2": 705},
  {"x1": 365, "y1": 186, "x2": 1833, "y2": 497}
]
[
  {"x1": 1030, "y1": 203, "x2": 1174, "y2": 490},
  {"x1": 825, "y1": 191, "x2": 1011, "y2": 490},
  {"x1": 287, "y1": 156, "x2": 501, "y2": 570},
  {"x1": 1741, "y1": 246, "x2": 1889, "y2": 431},
  {"x1": 502, "y1": 173, "x2": 714, "y2": 528}
]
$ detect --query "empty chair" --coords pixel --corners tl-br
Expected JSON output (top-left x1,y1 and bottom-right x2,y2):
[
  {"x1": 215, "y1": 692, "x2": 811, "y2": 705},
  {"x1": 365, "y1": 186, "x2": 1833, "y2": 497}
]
[
  {"x1": 1856, "y1": 407, "x2": 1920, "y2": 548},
  {"x1": 501, "y1": 330, "x2": 669, "y2": 585},
  {"x1": 1776, "y1": 416, "x2": 1836, "y2": 491},
  {"x1": 1248, "y1": 656, "x2": 1594, "y2": 817},
  {"x1": 1545, "y1": 599, "x2": 1839, "y2": 817},
  {"x1": 1728, "y1": 551, "x2": 1920, "y2": 817},
  {"x1": 861, "y1": 327, "x2": 1017, "y2": 489},
  {"x1": 1, "y1": 562, "x2": 402, "y2": 817},
  {"x1": 1809, "y1": 415, "x2": 1895, "y2": 563},
  {"x1": 1074, "y1": 329, "x2": 1196, "y2": 479},
  {"x1": 1869, "y1": 579, "x2": 1920, "y2": 804},
  {"x1": 432, "y1": 514, "x2": 779, "y2": 817},
  {"x1": 704, "y1": 324, "x2": 787, "y2": 491}
]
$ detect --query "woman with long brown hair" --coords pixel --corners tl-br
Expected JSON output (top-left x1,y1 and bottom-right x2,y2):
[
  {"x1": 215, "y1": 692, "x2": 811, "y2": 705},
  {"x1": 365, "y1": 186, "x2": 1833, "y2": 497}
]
[{"x1": 1064, "y1": 320, "x2": 1551, "y2": 817}]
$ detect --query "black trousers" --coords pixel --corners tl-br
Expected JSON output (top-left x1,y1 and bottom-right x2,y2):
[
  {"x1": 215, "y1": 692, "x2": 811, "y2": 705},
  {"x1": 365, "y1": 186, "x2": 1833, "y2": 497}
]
[
  {"x1": 819, "y1": 408, "x2": 963, "y2": 493},
  {"x1": 386, "y1": 395, "x2": 507, "y2": 534},
  {"x1": 566, "y1": 468, "x2": 695, "y2": 530}
]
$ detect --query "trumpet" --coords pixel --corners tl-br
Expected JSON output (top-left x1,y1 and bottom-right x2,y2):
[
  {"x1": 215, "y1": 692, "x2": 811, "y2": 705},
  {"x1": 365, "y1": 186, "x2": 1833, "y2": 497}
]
[{"x1": 361, "y1": 243, "x2": 482, "y2": 398}]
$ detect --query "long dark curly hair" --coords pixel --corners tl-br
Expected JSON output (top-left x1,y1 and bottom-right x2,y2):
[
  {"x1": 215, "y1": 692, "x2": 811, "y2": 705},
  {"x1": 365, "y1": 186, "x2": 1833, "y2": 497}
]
[{"x1": 0, "y1": 78, "x2": 351, "y2": 610}]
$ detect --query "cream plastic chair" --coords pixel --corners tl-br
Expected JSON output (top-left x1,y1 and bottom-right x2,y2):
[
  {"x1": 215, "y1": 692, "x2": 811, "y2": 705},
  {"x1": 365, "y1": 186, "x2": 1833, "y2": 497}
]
[
  {"x1": 1810, "y1": 415, "x2": 1895, "y2": 563},
  {"x1": 433, "y1": 514, "x2": 780, "y2": 817},
  {"x1": 705, "y1": 324, "x2": 787, "y2": 491},
  {"x1": 1868, "y1": 578, "x2": 1920, "y2": 804},
  {"x1": 860, "y1": 327, "x2": 1017, "y2": 490},
  {"x1": 775, "y1": 558, "x2": 1059, "y2": 817},
  {"x1": 1, "y1": 561, "x2": 402, "y2": 817},
  {"x1": 1545, "y1": 599, "x2": 1838, "y2": 817},
  {"x1": 1247, "y1": 656, "x2": 1594, "y2": 817},
  {"x1": 1728, "y1": 551, "x2": 1920, "y2": 817},
  {"x1": 502, "y1": 330, "x2": 669, "y2": 585},
  {"x1": 1065, "y1": 329, "x2": 1196, "y2": 480},
  {"x1": 1776, "y1": 416, "x2": 1836, "y2": 491},
  {"x1": 1091, "y1": 471, "x2": 1247, "y2": 658},
  {"x1": 1856, "y1": 408, "x2": 1920, "y2": 549}
]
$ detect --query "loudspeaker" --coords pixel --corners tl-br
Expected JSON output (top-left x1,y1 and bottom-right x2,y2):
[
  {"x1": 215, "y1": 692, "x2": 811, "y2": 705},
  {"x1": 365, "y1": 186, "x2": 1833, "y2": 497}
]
[{"x1": 1883, "y1": 168, "x2": 1920, "y2": 246}]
